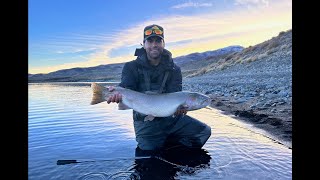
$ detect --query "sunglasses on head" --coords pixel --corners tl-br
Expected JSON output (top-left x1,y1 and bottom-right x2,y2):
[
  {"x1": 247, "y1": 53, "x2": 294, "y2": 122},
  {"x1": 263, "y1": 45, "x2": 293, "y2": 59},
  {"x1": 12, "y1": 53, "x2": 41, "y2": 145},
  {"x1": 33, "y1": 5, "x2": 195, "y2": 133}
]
[{"x1": 144, "y1": 29, "x2": 163, "y2": 36}]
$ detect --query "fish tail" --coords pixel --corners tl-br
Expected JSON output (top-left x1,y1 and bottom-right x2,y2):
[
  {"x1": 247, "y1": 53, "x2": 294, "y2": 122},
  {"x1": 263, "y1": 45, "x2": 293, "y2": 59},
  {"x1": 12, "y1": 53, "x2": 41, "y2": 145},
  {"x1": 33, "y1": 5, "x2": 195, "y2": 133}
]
[{"x1": 90, "y1": 83, "x2": 107, "y2": 105}]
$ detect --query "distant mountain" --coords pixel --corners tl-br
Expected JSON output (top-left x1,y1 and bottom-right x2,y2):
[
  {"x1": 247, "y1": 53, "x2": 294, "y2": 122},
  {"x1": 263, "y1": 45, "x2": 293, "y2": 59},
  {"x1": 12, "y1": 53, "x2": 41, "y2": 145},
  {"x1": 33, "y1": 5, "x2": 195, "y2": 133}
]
[
  {"x1": 174, "y1": 45, "x2": 243, "y2": 65},
  {"x1": 186, "y1": 29, "x2": 292, "y2": 78},
  {"x1": 176, "y1": 45, "x2": 243, "y2": 77},
  {"x1": 28, "y1": 46, "x2": 243, "y2": 82},
  {"x1": 28, "y1": 63, "x2": 124, "y2": 82}
]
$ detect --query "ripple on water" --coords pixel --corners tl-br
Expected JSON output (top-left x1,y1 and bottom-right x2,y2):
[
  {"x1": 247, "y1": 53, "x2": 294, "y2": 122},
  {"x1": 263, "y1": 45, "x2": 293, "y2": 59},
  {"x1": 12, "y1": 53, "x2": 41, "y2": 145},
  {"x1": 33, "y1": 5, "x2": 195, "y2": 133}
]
[{"x1": 28, "y1": 83, "x2": 292, "y2": 180}]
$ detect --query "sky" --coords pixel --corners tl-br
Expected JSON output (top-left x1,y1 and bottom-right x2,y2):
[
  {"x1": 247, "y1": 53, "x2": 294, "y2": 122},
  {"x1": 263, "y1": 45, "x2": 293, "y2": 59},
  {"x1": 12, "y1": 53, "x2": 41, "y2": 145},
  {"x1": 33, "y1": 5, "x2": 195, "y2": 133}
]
[{"x1": 29, "y1": 0, "x2": 292, "y2": 74}]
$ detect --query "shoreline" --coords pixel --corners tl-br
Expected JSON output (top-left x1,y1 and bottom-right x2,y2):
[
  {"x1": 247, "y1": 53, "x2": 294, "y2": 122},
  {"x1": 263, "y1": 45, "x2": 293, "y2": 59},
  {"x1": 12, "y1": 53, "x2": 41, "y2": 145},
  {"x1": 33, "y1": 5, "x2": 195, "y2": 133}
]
[
  {"x1": 207, "y1": 94, "x2": 292, "y2": 149},
  {"x1": 182, "y1": 47, "x2": 292, "y2": 149}
]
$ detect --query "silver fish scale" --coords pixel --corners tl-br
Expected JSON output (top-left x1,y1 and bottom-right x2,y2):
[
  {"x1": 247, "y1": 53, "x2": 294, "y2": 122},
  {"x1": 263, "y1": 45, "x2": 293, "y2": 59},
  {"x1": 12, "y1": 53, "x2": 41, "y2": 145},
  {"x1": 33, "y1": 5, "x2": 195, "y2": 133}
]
[
  {"x1": 100, "y1": 85, "x2": 210, "y2": 118},
  {"x1": 120, "y1": 90, "x2": 188, "y2": 117}
]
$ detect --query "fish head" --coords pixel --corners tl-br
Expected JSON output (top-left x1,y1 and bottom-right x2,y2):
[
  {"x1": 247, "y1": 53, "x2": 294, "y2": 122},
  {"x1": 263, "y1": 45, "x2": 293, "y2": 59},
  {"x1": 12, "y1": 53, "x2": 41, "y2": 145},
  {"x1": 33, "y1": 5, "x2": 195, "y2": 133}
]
[{"x1": 186, "y1": 93, "x2": 212, "y2": 110}]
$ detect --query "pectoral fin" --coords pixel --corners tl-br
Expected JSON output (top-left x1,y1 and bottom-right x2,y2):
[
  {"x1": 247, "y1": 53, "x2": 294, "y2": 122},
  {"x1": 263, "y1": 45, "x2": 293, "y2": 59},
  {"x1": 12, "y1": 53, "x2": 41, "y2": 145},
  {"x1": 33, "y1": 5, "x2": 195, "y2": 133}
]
[
  {"x1": 118, "y1": 102, "x2": 131, "y2": 110},
  {"x1": 144, "y1": 115, "x2": 155, "y2": 121},
  {"x1": 182, "y1": 104, "x2": 189, "y2": 108},
  {"x1": 180, "y1": 104, "x2": 189, "y2": 111}
]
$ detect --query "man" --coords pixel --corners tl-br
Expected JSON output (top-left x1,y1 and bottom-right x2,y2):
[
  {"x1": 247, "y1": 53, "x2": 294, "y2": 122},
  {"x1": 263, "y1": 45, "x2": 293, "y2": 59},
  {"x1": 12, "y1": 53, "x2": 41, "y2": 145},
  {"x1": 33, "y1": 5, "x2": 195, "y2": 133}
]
[{"x1": 107, "y1": 24, "x2": 211, "y2": 154}]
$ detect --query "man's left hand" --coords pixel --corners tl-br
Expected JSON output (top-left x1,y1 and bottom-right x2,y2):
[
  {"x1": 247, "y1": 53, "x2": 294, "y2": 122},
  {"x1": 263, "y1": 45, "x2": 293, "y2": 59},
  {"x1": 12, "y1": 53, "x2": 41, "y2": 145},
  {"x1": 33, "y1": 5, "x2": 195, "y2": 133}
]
[{"x1": 174, "y1": 105, "x2": 188, "y2": 116}]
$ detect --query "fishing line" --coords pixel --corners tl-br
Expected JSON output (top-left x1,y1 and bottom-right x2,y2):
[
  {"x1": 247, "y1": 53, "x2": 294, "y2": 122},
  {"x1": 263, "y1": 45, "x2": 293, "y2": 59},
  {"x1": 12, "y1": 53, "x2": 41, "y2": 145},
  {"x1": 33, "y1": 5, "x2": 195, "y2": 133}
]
[
  {"x1": 211, "y1": 152, "x2": 232, "y2": 178},
  {"x1": 213, "y1": 152, "x2": 233, "y2": 170},
  {"x1": 153, "y1": 156, "x2": 202, "y2": 174},
  {"x1": 59, "y1": 151, "x2": 214, "y2": 180}
]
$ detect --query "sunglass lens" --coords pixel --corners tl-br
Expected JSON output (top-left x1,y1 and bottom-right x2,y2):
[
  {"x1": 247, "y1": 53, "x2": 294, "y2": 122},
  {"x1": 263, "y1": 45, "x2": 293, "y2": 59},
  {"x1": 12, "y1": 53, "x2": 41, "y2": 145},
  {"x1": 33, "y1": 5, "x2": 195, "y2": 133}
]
[
  {"x1": 154, "y1": 29, "x2": 162, "y2": 35},
  {"x1": 145, "y1": 30, "x2": 152, "y2": 35}
]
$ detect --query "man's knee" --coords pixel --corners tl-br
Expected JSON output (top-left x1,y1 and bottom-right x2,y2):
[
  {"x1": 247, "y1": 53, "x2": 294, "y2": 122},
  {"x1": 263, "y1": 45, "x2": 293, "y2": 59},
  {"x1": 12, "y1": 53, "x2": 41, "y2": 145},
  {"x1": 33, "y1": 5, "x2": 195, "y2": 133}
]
[
  {"x1": 136, "y1": 136, "x2": 166, "y2": 151},
  {"x1": 199, "y1": 125, "x2": 211, "y2": 145},
  {"x1": 178, "y1": 125, "x2": 211, "y2": 148}
]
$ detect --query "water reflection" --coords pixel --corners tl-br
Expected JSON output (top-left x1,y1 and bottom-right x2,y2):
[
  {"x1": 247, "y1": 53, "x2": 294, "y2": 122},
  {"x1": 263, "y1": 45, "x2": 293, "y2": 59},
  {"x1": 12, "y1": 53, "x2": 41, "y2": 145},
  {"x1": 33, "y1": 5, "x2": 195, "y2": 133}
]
[
  {"x1": 130, "y1": 147, "x2": 211, "y2": 180},
  {"x1": 76, "y1": 147, "x2": 211, "y2": 180}
]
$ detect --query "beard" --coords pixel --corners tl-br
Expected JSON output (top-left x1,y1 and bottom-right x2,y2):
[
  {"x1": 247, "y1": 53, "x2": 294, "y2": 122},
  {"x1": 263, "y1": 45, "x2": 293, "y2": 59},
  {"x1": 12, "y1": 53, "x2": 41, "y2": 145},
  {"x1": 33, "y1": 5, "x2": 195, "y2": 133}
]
[{"x1": 147, "y1": 48, "x2": 163, "y2": 60}]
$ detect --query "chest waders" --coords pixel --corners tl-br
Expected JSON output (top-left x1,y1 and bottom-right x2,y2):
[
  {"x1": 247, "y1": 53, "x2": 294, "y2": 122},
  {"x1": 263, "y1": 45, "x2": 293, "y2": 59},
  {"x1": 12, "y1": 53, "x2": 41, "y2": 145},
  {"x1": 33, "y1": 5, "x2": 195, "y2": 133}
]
[
  {"x1": 142, "y1": 68, "x2": 170, "y2": 93},
  {"x1": 134, "y1": 64, "x2": 211, "y2": 151}
]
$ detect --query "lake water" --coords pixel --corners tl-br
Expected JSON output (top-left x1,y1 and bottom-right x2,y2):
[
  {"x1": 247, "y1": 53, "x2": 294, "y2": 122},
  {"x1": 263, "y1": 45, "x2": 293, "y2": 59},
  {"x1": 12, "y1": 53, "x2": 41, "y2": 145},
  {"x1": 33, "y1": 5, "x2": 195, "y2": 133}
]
[{"x1": 28, "y1": 82, "x2": 292, "y2": 180}]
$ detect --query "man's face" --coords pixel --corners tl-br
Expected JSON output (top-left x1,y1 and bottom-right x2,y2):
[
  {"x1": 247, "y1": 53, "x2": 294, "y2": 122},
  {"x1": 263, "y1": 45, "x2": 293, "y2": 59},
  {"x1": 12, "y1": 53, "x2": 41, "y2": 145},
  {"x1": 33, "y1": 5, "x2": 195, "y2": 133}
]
[{"x1": 143, "y1": 36, "x2": 165, "y2": 60}]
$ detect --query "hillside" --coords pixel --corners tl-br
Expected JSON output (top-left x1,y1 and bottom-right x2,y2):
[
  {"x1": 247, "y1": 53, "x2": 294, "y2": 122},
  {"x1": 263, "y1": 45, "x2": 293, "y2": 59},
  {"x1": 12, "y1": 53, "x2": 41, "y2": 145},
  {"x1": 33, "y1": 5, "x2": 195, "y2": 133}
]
[
  {"x1": 177, "y1": 45, "x2": 243, "y2": 77},
  {"x1": 183, "y1": 29, "x2": 292, "y2": 147},
  {"x1": 186, "y1": 30, "x2": 291, "y2": 78},
  {"x1": 28, "y1": 63, "x2": 124, "y2": 82},
  {"x1": 28, "y1": 46, "x2": 243, "y2": 82}
]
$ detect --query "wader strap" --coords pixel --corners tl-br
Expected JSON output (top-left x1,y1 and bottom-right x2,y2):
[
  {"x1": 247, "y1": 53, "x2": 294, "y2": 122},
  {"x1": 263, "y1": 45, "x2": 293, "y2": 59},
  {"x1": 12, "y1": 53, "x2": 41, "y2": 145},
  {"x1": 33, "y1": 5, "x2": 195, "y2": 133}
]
[
  {"x1": 159, "y1": 71, "x2": 169, "y2": 94},
  {"x1": 142, "y1": 69, "x2": 150, "y2": 91}
]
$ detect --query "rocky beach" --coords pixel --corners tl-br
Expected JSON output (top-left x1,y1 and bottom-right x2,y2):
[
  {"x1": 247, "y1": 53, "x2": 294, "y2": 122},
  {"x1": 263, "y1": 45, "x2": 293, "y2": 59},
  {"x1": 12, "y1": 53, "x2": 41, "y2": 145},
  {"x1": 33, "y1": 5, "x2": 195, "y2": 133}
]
[{"x1": 183, "y1": 30, "x2": 292, "y2": 148}]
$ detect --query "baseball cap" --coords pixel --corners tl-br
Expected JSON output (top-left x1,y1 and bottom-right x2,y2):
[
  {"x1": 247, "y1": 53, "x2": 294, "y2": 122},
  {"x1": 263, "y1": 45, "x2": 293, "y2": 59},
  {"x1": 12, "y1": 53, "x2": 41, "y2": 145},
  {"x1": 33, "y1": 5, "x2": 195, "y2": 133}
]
[{"x1": 143, "y1": 24, "x2": 164, "y2": 41}]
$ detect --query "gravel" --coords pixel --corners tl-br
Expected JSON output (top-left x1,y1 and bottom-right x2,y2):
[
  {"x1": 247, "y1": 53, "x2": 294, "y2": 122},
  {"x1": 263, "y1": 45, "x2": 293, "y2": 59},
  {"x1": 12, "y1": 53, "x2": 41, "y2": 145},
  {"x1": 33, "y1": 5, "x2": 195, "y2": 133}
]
[{"x1": 182, "y1": 49, "x2": 292, "y2": 147}]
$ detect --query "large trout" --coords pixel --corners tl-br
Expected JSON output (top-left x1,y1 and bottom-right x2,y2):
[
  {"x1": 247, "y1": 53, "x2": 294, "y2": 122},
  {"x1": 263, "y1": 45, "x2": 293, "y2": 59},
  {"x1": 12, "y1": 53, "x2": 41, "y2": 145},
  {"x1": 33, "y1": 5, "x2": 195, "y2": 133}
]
[{"x1": 90, "y1": 83, "x2": 211, "y2": 121}]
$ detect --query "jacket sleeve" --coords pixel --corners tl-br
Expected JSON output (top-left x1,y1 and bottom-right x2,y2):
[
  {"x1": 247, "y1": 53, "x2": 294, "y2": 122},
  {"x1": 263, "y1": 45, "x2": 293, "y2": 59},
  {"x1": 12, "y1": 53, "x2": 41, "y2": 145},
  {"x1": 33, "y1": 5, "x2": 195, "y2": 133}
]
[
  {"x1": 118, "y1": 62, "x2": 138, "y2": 91},
  {"x1": 166, "y1": 64, "x2": 182, "y2": 93}
]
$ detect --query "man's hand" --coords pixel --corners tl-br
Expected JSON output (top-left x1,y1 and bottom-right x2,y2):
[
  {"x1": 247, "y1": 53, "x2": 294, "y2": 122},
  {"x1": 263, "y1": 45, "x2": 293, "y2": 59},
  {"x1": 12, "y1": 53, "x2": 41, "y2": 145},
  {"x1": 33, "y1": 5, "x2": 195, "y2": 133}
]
[
  {"x1": 106, "y1": 86, "x2": 122, "y2": 104},
  {"x1": 174, "y1": 105, "x2": 188, "y2": 116}
]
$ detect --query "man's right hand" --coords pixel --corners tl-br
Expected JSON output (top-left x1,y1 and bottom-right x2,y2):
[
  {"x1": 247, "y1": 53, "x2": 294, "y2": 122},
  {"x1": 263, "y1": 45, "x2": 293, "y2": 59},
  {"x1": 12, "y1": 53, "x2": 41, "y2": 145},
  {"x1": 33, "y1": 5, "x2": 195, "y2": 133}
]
[{"x1": 106, "y1": 86, "x2": 122, "y2": 104}]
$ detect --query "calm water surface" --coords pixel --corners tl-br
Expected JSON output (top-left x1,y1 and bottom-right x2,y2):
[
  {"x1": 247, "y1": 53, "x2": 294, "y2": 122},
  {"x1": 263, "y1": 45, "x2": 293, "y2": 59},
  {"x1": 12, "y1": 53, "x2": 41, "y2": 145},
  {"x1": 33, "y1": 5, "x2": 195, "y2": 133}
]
[{"x1": 28, "y1": 82, "x2": 292, "y2": 180}]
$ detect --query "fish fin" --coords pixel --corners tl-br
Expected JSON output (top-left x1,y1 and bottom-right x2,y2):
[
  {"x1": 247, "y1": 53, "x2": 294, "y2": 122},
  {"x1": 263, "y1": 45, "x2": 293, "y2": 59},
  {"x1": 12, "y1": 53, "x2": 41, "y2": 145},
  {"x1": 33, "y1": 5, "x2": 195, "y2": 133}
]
[
  {"x1": 144, "y1": 115, "x2": 155, "y2": 121},
  {"x1": 118, "y1": 102, "x2": 131, "y2": 110},
  {"x1": 144, "y1": 91, "x2": 159, "y2": 95},
  {"x1": 181, "y1": 104, "x2": 189, "y2": 108},
  {"x1": 90, "y1": 83, "x2": 106, "y2": 105},
  {"x1": 177, "y1": 104, "x2": 189, "y2": 110}
]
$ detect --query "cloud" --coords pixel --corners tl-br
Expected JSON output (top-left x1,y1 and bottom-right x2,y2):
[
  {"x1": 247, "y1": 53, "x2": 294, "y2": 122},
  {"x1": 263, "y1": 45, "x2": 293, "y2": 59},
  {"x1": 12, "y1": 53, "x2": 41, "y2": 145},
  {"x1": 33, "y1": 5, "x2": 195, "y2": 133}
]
[
  {"x1": 171, "y1": 2, "x2": 213, "y2": 9},
  {"x1": 55, "y1": 48, "x2": 98, "y2": 54},
  {"x1": 234, "y1": 0, "x2": 269, "y2": 7},
  {"x1": 30, "y1": 34, "x2": 112, "y2": 55},
  {"x1": 29, "y1": 0, "x2": 291, "y2": 74}
]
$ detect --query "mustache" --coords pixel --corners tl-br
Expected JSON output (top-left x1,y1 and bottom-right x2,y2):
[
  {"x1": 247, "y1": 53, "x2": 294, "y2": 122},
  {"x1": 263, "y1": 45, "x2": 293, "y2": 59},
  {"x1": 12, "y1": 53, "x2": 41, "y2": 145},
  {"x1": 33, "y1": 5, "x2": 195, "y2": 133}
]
[{"x1": 150, "y1": 48, "x2": 163, "y2": 51}]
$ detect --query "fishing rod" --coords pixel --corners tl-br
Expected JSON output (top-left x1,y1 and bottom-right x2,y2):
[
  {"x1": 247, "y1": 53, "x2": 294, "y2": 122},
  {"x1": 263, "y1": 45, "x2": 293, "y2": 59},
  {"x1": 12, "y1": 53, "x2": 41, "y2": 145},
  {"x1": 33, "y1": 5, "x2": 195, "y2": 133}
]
[
  {"x1": 57, "y1": 154, "x2": 215, "y2": 176},
  {"x1": 57, "y1": 155, "x2": 201, "y2": 172},
  {"x1": 57, "y1": 156, "x2": 153, "y2": 165},
  {"x1": 57, "y1": 145, "x2": 189, "y2": 165},
  {"x1": 57, "y1": 155, "x2": 198, "y2": 175}
]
